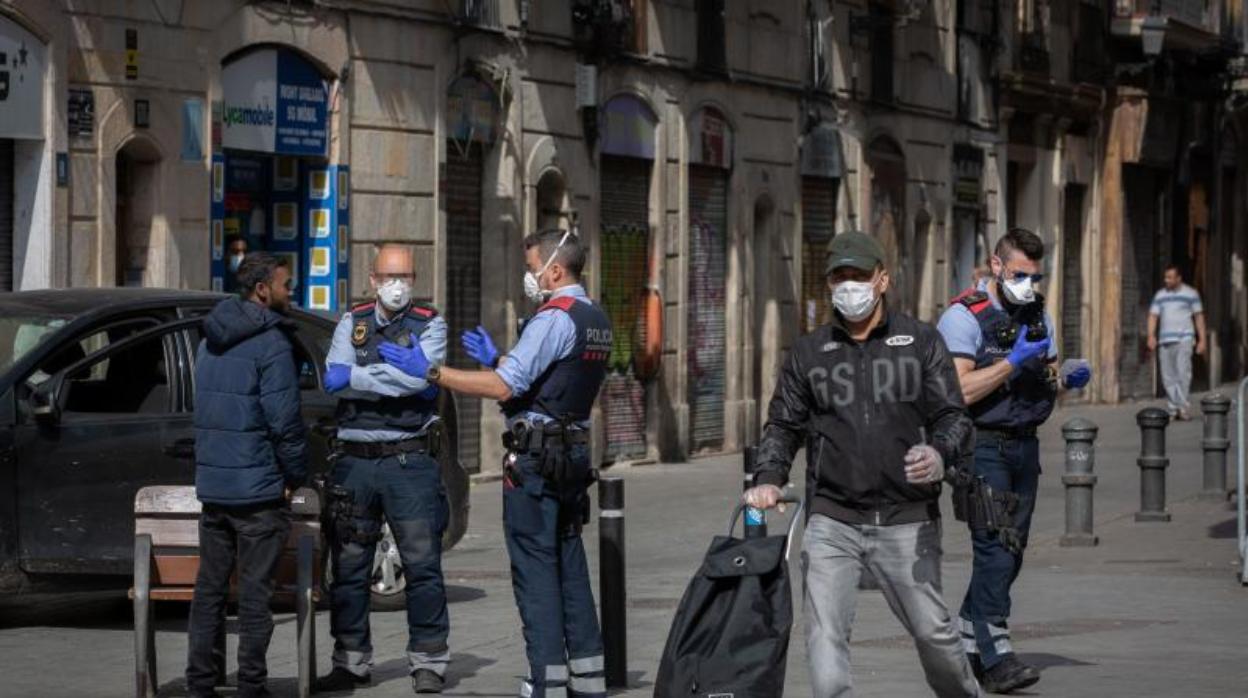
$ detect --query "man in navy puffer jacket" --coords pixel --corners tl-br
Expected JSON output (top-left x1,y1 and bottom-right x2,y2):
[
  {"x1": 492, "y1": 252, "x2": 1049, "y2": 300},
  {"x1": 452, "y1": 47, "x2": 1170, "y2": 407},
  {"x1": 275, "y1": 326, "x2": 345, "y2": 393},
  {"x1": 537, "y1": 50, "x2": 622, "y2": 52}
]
[{"x1": 186, "y1": 252, "x2": 308, "y2": 698}]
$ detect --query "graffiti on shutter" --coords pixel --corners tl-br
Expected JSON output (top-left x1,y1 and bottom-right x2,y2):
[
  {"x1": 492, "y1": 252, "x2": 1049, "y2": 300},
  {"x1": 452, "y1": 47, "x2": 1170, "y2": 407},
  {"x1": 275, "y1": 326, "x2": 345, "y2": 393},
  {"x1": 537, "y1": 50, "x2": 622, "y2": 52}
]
[
  {"x1": 688, "y1": 165, "x2": 727, "y2": 452},
  {"x1": 802, "y1": 176, "x2": 837, "y2": 333},
  {"x1": 0, "y1": 139, "x2": 12, "y2": 291},
  {"x1": 446, "y1": 146, "x2": 484, "y2": 473},
  {"x1": 600, "y1": 155, "x2": 650, "y2": 461}
]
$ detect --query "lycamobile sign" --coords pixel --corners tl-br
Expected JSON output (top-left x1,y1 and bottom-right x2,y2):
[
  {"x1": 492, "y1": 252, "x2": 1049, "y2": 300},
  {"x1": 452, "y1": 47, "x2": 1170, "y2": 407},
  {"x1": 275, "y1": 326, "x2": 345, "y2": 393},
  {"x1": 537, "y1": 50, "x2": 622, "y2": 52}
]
[{"x1": 221, "y1": 48, "x2": 327, "y2": 156}]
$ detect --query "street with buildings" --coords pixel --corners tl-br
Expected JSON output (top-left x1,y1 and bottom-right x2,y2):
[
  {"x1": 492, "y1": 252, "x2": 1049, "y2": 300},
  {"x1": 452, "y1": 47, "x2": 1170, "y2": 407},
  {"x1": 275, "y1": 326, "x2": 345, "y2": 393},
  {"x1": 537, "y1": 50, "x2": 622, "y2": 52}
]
[{"x1": 3, "y1": 2, "x2": 1248, "y2": 697}]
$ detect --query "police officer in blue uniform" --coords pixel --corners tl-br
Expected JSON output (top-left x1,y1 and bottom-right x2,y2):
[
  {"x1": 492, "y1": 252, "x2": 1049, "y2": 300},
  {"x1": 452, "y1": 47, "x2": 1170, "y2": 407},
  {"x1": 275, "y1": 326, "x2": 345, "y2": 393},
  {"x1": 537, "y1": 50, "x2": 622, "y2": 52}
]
[
  {"x1": 378, "y1": 229, "x2": 611, "y2": 698},
  {"x1": 318, "y1": 244, "x2": 451, "y2": 694},
  {"x1": 937, "y1": 228, "x2": 1092, "y2": 694}
]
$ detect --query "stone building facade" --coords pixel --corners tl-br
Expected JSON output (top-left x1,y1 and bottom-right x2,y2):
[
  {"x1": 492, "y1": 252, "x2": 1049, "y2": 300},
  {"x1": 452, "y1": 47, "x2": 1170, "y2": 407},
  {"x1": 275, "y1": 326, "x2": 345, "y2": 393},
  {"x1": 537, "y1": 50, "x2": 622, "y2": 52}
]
[{"x1": 2, "y1": 0, "x2": 1245, "y2": 475}]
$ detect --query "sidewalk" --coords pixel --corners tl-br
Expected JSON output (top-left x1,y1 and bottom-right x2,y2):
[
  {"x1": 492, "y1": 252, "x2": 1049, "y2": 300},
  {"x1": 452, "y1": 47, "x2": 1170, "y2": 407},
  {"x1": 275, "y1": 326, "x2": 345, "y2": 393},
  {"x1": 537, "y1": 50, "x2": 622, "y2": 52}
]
[{"x1": 1, "y1": 391, "x2": 1245, "y2": 696}]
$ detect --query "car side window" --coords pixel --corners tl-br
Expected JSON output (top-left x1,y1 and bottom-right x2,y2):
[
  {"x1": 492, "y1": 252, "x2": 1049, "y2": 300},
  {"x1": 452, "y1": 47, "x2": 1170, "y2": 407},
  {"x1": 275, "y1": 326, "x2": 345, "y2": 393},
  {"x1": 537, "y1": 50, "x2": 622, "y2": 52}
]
[
  {"x1": 25, "y1": 319, "x2": 158, "y2": 390},
  {"x1": 60, "y1": 333, "x2": 176, "y2": 416}
]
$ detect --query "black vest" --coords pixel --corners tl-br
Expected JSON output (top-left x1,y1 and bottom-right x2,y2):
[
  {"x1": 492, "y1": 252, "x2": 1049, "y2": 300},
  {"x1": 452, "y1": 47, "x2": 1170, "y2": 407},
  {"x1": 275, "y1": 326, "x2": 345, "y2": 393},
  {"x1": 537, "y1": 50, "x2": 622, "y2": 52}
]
[
  {"x1": 953, "y1": 288, "x2": 1057, "y2": 429},
  {"x1": 501, "y1": 295, "x2": 612, "y2": 422},
  {"x1": 335, "y1": 302, "x2": 440, "y2": 433}
]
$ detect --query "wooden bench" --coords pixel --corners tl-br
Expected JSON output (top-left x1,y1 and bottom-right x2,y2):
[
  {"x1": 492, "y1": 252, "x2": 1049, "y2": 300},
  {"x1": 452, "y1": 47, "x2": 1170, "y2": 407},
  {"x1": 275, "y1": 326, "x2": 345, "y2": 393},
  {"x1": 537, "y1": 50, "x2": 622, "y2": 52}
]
[{"x1": 131, "y1": 486, "x2": 322, "y2": 698}]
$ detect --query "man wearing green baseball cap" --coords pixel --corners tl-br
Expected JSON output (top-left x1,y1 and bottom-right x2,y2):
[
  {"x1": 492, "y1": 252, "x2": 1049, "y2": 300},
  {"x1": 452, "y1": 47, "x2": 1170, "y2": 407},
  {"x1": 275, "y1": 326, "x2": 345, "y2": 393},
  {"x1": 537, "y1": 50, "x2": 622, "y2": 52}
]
[{"x1": 745, "y1": 231, "x2": 983, "y2": 696}]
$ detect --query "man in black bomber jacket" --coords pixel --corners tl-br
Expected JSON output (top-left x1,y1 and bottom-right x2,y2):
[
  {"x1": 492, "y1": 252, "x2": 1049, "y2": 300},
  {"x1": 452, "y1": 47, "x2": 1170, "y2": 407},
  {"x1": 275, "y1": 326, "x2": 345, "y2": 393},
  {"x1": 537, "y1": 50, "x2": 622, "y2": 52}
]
[{"x1": 744, "y1": 231, "x2": 982, "y2": 697}]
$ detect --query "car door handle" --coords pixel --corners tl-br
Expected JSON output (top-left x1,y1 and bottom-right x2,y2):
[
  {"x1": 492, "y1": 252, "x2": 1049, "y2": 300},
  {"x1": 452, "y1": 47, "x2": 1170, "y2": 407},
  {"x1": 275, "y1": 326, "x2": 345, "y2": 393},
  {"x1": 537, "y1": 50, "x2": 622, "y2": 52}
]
[{"x1": 163, "y1": 437, "x2": 196, "y2": 460}]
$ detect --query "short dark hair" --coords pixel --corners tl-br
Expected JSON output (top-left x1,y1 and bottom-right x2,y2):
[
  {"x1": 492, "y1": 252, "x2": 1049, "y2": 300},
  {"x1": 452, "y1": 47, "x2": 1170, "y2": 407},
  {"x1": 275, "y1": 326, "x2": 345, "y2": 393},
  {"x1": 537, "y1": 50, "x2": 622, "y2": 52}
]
[
  {"x1": 524, "y1": 229, "x2": 586, "y2": 278},
  {"x1": 1164, "y1": 264, "x2": 1184, "y2": 278},
  {"x1": 995, "y1": 227, "x2": 1045, "y2": 263},
  {"x1": 236, "y1": 252, "x2": 288, "y2": 296}
]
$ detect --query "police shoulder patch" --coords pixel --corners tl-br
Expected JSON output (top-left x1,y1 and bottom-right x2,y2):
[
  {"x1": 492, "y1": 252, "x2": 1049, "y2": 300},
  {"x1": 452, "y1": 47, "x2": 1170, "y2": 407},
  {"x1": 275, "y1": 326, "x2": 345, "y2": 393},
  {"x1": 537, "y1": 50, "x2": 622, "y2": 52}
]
[
  {"x1": 885, "y1": 335, "x2": 915, "y2": 347},
  {"x1": 351, "y1": 321, "x2": 369, "y2": 346}
]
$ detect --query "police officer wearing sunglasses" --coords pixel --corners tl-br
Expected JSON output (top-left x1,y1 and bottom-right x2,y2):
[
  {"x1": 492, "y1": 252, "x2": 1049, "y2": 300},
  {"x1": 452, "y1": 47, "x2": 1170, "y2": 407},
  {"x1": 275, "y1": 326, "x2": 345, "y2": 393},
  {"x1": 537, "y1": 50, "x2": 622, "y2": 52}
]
[{"x1": 936, "y1": 228, "x2": 1092, "y2": 693}]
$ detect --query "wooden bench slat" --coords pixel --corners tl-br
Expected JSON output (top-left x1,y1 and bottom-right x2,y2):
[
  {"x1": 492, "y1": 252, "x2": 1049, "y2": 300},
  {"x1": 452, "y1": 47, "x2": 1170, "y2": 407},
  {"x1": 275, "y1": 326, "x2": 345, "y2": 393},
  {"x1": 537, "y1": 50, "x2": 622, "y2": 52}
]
[
  {"x1": 149, "y1": 554, "x2": 323, "y2": 589},
  {"x1": 135, "y1": 486, "x2": 322, "y2": 517},
  {"x1": 137, "y1": 519, "x2": 322, "y2": 549}
]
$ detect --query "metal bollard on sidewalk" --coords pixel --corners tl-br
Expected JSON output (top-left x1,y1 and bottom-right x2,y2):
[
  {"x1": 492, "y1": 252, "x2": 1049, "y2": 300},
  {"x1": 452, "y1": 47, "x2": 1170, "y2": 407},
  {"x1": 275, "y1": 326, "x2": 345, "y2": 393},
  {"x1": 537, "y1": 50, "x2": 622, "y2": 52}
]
[
  {"x1": 743, "y1": 446, "x2": 766, "y2": 538},
  {"x1": 1135, "y1": 407, "x2": 1172, "y2": 522},
  {"x1": 597, "y1": 476, "x2": 628, "y2": 689},
  {"x1": 1200, "y1": 394, "x2": 1232, "y2": 501},
  {"x1": 1060, "y1": 418, "x2": 1099, "y2": 546}
]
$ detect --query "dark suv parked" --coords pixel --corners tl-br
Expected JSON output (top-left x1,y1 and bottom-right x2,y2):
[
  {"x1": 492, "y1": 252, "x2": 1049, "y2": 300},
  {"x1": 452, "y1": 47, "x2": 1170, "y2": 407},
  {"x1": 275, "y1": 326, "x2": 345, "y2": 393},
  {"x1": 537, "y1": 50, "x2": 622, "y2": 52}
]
[{"x1": 0, "y1": 289, "x2": 468, "y2": 608}]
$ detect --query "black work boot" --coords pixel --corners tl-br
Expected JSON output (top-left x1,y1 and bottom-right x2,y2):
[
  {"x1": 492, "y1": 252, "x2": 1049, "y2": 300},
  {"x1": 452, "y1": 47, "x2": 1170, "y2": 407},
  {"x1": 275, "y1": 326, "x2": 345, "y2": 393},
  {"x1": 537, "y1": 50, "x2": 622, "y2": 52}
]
[
  {"x1": 980, "y1": 655, "x2": 1040, "y2": 694},
  {"x1": 412, "y1": 669, "x2": 445, "y2": 694},
  {"x1": 315, "y1": 667, "x2": 371, "y2": 693}
]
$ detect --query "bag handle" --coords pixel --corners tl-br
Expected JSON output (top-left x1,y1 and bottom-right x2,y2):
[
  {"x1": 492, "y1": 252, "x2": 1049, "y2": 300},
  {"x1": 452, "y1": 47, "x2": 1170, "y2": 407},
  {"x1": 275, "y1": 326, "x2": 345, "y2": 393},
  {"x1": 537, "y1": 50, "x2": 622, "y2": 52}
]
[{"x1": 727, "y1": 497, "x2": 804, "y2": 561}]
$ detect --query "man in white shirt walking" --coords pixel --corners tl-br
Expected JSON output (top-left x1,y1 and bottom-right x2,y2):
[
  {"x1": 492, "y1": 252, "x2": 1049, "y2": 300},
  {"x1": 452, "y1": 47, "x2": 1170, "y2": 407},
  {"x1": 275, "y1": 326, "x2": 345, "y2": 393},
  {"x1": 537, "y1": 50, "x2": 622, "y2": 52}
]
[{"x1": 1147, "y1": 265, "x2": 1207, "y2": 420}]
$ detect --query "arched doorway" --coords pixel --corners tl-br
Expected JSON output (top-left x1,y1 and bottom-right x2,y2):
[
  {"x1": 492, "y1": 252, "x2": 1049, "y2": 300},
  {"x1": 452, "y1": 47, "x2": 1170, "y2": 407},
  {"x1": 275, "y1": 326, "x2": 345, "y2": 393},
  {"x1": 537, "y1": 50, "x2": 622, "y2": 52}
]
[
  {"x1": 534, "y1": 169, "x2": 568, "y2": 232},
  {"x1": 599, "y1": 94, "x2": 658, "y2": 463},
  {"x1": 115, "y1": 138, "x2": 162, "y2": 287},
  {"x1": 866, "y1": 136, "x2": 907, "y2": 310},
  {"x1": 687, "y1": 106, "x2": 733, "y2": 455}
]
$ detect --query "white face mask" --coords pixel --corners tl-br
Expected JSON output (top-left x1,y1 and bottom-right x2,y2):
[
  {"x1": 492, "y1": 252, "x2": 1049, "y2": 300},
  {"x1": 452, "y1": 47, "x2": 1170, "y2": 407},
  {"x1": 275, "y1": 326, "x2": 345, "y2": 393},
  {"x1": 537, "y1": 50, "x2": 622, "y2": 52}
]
[
  {"x1": 1000, "y1": 275, "x2": 1036, "y2": 305},
  {"x1": 831, "y1": 279, "x2": 879, "y2": 322},
  {"x1": 228, "y1": 254, "x2": 245, "y2": 273},
  {"x1": 377, "y1": 278, "x2": 412, "y2": 312},
  {"x1": 523, "y1": 231, "x2": 571, "y2": 304}
]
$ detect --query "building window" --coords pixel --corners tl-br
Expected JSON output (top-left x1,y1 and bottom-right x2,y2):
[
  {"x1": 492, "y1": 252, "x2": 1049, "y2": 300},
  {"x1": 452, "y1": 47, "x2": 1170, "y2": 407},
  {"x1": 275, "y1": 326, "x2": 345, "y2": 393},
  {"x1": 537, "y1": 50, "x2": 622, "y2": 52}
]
[
  {"x1": 869, "y1": 2, "x2": 894, "y2": 103},
  {"x1": 697, "y1": 0, "x2": 727, "y2": 74}
]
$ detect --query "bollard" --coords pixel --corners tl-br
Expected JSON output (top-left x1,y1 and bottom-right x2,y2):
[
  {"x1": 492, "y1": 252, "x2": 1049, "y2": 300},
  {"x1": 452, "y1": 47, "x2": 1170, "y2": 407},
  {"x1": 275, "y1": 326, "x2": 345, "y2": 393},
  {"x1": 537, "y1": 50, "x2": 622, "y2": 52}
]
[
  {"x1": 1200, "y1": 394, "x2": 1232, "y2": 500},
  {"x1": 598, "y1": 477, "x2": 627, "y2": 689},
  {"x1": 1060, "y1": 418, "x2": 1099, "y2": 546},
  {"x1": 1136, "y1": 407, "x2": 1172, "y2": 522},
  {"x1": 743, "y1": 446, "x2": 766, "y2": 538}
]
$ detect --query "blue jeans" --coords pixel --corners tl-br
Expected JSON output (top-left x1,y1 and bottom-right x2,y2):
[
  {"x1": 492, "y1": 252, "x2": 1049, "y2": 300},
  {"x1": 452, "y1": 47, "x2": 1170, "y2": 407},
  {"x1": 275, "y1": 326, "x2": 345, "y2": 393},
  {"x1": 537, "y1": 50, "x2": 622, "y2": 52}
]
[
  {"x1": 959, "y1": 435, "x2": 1040, "y2": 670},
  {"x1": 503, "y1": 445, "x2": 605, "y2": 698},
  {"x1": 329, "y1": 451, "x2": 450, "y2": 677}
]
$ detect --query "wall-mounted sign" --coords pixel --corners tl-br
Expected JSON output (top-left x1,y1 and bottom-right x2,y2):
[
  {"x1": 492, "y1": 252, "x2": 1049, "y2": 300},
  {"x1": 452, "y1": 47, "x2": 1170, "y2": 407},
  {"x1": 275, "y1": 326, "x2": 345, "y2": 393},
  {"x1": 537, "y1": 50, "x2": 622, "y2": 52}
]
[
  {"x1": 125, "y1": 28, "x2": 138, "y2": 80},
  {"x1": 0, "y1": 16, "x2": 47, "y2": 140},
  {"x1": 690, "y1": 106, "x2": 733, "y2": 170},
  {"x1": 221, "y1": 48, "x2": 328, "y2": 156},
  {"x1": 135, "y1": 98, "x2": 149, "y2": 128},
  {"x1": 56, "y1": 152, "x2": 68, "y2": 187},
  {"x1": 447, "y1": 75, "x2": 499, "y2": 145},
  {"x1": 68, "y1": 89, "x2": 94, "y2": 139},
  {"x1": 952, "y1": 143, "x2": 984, "y2": 206},
  {"x1": 800, "y1": 122, "x2": 844, "y2": 178}
]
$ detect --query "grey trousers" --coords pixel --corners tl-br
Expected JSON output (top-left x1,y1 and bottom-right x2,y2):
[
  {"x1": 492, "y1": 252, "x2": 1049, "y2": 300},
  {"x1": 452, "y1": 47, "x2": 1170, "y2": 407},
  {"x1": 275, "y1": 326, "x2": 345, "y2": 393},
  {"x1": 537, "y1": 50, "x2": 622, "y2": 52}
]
[
  {"x1": 1159, "y1": 339, "x2": 1194, "y2": 413},
  {"x1": 801, "y1": 514, "x2": 982, "y2": 698}
]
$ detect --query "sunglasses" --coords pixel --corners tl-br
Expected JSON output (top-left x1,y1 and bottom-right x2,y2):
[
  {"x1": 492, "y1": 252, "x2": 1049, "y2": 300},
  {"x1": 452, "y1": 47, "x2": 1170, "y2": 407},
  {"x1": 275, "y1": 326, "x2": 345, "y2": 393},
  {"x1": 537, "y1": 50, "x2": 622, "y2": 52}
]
[{"x1": 1003, "y1": 270, "x2": 1044, "y2": 284}]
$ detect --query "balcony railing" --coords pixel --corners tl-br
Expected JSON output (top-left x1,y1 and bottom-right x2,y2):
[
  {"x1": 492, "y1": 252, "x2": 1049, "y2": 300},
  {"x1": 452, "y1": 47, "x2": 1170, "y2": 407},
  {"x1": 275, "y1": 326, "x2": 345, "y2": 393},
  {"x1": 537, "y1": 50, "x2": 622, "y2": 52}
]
[{"x1": 1114, "y1": 0, "x2": 1215, "y2": 34}]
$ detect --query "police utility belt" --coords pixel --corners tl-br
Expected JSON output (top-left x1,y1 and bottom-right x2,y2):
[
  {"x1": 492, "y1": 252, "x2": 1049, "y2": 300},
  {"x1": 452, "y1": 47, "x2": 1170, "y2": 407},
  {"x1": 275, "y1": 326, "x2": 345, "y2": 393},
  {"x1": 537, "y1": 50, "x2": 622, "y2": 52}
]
[
  {"x1": 503, "y1": 420, "x2": 595, "y2": 531},
  {"x1": 337, "y1": 433, "x2": 439, "y2": 460},
  {"x1": 502, "y1": 421, "x2": 591, "y2": 454}
]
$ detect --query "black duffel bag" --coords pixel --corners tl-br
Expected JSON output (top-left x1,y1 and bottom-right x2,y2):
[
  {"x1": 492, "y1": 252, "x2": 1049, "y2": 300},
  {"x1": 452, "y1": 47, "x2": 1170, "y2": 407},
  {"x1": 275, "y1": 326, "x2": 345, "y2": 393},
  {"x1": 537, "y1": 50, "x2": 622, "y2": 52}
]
[{"x1": 655, "y1": 498, "x2": 803, "y2": 698}]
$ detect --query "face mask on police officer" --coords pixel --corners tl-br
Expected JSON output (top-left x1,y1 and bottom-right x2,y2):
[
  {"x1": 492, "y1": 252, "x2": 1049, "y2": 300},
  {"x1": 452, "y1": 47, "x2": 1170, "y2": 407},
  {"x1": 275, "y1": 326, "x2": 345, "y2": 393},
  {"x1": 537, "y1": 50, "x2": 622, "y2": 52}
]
[
  {"x1": 999, "y1": 273, "x2": 1037, "y2": 305},
  {"x1": 228, "y1": 253, "x2": 245, "y2": 273},
  {"x1": 831, "y1": 274, "x2": 881, "y2": 322},
  {"x1": 377, "y1": 278, "x2": 412, "y2": 312},
  {"x1": 523, "y1": 231, "x2": 571, "y2": 304}
]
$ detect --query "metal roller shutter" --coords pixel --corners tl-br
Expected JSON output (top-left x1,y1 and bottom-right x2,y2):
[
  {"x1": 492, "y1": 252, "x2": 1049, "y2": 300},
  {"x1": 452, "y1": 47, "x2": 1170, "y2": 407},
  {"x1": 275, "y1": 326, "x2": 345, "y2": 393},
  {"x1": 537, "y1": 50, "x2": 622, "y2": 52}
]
[
  {"x1": 0, "y1": 139, "x2": 13, "y2": 292},
  {"x1": 688, "y1": 165, "x2": 728, "y2": 452},
  {"x1": 802, "y1": 176, "x2": 837, "y2": 333},
  {"x1": 600, "y1": 155, "x2": 651, "y2": 461},
  {"x1": 445, "y1": 146, "x2": 484, "y2": 473},
  {"x1": 1120, "y1": 167, "x2": 1161, "y2": 401},
  {"x1": 1061, "y1": 185, "x2": 1085, "y2": 359}
]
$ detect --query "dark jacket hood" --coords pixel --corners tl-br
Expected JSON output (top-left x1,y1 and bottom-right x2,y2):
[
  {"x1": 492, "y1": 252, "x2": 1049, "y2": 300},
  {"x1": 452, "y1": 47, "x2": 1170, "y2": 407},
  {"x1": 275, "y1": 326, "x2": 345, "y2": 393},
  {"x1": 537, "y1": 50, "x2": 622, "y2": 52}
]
[{"x1": 203, "y1": 297, "x2": 288, "y2": 352}]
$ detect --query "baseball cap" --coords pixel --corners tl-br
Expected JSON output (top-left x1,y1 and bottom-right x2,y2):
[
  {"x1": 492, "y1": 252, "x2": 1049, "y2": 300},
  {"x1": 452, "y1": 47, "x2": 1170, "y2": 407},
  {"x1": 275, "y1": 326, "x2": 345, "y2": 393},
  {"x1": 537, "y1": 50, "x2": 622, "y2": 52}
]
[{"x1": 825, "y1": 231, "x2": 885, "y2": 275}]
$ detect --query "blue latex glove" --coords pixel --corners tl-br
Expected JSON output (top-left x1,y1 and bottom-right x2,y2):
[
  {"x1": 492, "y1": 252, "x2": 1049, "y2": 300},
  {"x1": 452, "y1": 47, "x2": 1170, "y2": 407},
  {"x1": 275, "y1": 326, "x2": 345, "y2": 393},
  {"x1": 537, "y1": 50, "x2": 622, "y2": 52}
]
[
  {"x1": 1006, "y1": 332, "x2": 1051, "y2": 373},
  {"x1": 378, "y1": 333, "x2": 430, "y2": 378},
  {"x1": 324, "y1": 363, "x2": 352, "y2": 393},
  {"x1": 418, "y1": 383, "x2": 439, "y2": 401},
  {"x1": 461, "y1": 325, "x2": 500, "y2": 368},
  {"x1": 1063, "y1": 365, "x2": 1092, "y2": 389}
]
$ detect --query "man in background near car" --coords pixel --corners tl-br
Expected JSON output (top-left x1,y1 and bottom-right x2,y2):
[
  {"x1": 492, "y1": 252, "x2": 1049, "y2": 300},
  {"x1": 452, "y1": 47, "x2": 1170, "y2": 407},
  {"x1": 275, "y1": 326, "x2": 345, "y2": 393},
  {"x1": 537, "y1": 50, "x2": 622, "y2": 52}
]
[
  {"x1": 186, "y1": 252, "x2": 308, "y2": 698},
  {"x1": 1147, "y1": 265, "x2": 1206, "y2": 420},
  {"x1": 317, "y1": 244, "x2": 451, "y2": 694}
]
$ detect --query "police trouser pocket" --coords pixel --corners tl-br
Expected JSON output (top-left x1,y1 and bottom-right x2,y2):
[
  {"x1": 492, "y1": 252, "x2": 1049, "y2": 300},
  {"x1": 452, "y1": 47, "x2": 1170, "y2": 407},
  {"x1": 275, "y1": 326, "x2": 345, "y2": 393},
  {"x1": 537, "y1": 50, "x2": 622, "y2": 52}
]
[{"x1": 504, "y1": 466, "x2": 547, "y2": 537}]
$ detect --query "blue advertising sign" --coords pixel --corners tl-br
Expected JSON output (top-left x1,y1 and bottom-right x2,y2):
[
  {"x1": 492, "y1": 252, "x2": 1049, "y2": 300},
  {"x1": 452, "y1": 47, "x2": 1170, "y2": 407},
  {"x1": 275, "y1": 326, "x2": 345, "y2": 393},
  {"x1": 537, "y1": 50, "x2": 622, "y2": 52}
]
[{"x1": 221, "y1": 48, "x2": 327, "y2": 157}]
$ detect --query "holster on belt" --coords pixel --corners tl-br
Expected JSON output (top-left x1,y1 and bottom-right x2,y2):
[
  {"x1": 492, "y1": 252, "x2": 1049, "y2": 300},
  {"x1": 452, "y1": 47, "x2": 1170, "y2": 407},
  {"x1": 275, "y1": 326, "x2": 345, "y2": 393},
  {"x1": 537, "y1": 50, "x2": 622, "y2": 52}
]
[
  {"x1": 504, "y1": 418, "x2": 597, "y2": 533},
  {"x1": 946, "y1": 462, "x2": 1023, "y2": 556}
]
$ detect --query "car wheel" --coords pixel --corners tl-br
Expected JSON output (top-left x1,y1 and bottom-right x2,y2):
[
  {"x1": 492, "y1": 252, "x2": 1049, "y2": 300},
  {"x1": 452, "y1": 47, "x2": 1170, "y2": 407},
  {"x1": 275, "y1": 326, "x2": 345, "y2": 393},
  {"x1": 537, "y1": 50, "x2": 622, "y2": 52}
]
[{"x1": 368, "y1": 522, "x2": 407, "y2": 611}]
